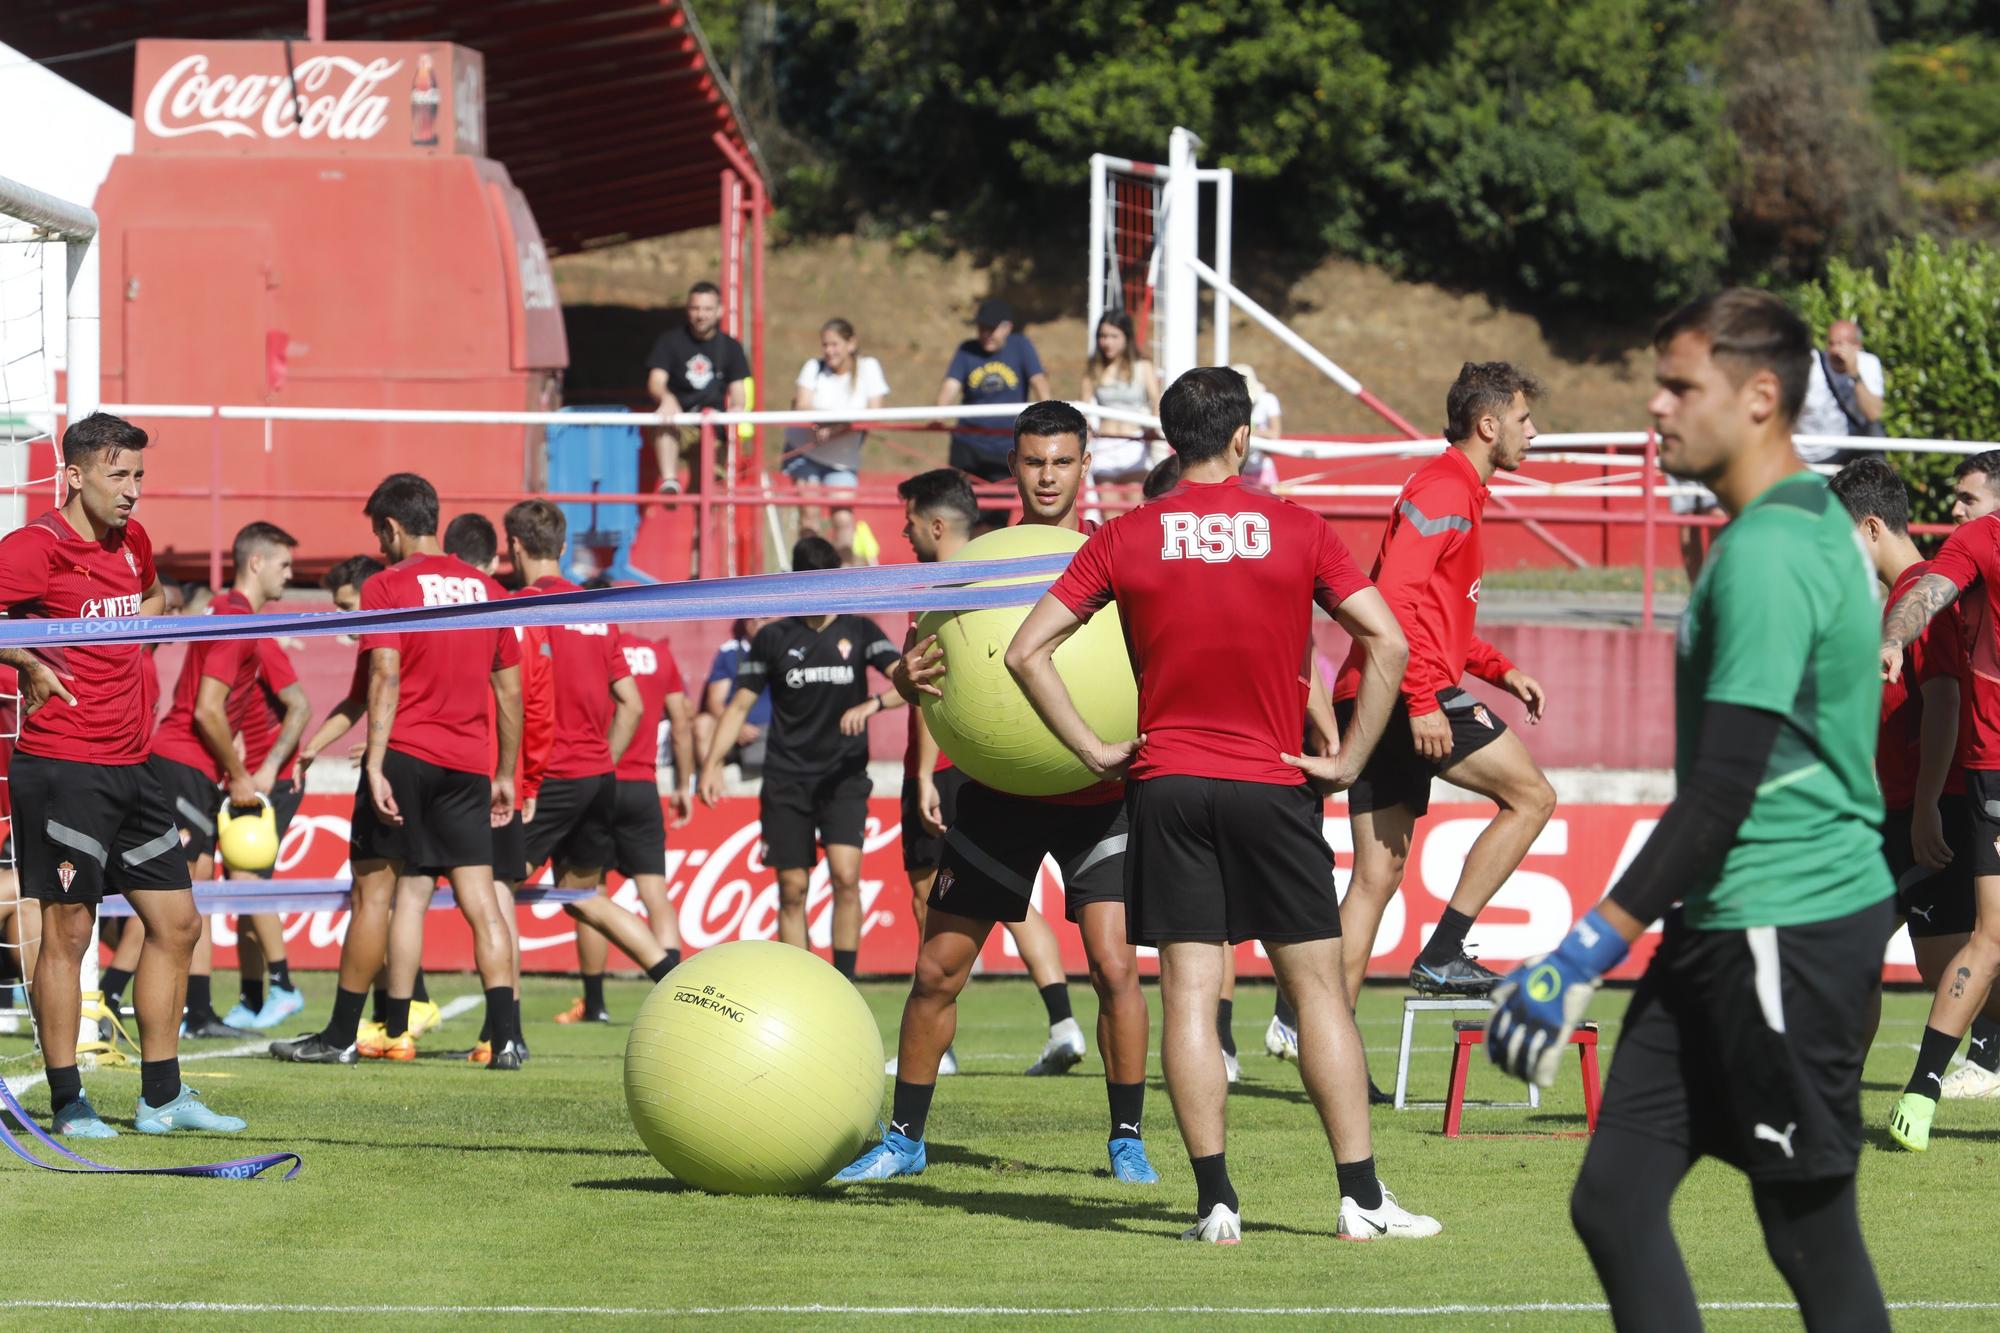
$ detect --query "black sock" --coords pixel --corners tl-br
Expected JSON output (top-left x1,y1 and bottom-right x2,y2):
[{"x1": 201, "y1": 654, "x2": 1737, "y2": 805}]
[
  {"x1": 239, "y1": 976, "x2": 266, "y2": 1013},
  {"x1": 833, "y1": 949, "x2": 857, "y2": 980},
  {"x1": 185, "y1": 973, "x2": 214, "y2": 1022},
  {"x1": 268, "y1": 960, "x2": 292, "y2": 992},
  {"x1": 1909, "y1": 1025, "x2": 1961, "y2": 1097},
  {"x1": 412, "y1": 970, "x2": 431, "y2": 1004},
  {"x1": 889, "y1": 1079, "x2": 935, "y2": 1142},
  {"x1": 1107, "y1": 1080, "x2": 1145, "y2": 1141},
  {"x1": 1274, "y1": 987, "x2": 1298, "y2": 1030},
  {"x1": 100, "y1": 967, "x2": 132, "y2": 1006},
  {"x1": 1420, "y1": 907, "x2": 1475, "y2": 966},
  {"x1": 1337, "y1": 1154, "x2": 1384, "y2": 1209},
  {"x1": 326, "y1": 986, "x2": 368, "y2": 1048},
  {"x1": 1040, "y1": 982, "x2": 1074, "y2": 1026},
  {"x1": 46, "y1": 1064, "x2": 81, "y2": 1115},
  {"x1": 663, "y1": 948, "x2": 681, "y2": 973},
  {"x1": 487, "y1": 987, "x2": 518, "y2": 1046},
  {"x1": 1216, "y1": 998, "x2": 1237, "y2": 1056},
  {"x1": 384, "y1": 995, "x2": 412, "y2": 1040},
  {"x1": 479, "y1": 1008, "x2": 492, "y2": 1043},
  {"x1": 1969, "y1": 1017, "x2": 2000, "y2": 1073},
  {"x1": 645, "y1": 956, "x2": 674, "y2": 982},
  {"x1": 514, "y1": 998, "x2": 524, "y2": 1040},
  {"x1": 1190, "y1": 1152, "x2": 1238, "y2": 1217},
  {"x1": 140, "y1": 1057, "x2": 180, "y2": 1109},
  {"x1": 370, "y1": 985, "x2": 389, "y2": 1025},
  {"x1": 583, "y1": 974, "x2": 607, "y2": 1012}
]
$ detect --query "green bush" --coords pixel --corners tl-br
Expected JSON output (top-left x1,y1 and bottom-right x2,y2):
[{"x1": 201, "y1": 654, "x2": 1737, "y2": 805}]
[
  {"x1": 1794, "y1": 235, "x2": 2000, "y2": 523},
  {"x1": 1872, "y1": 36, "x2": 2000, "y2": 175}
]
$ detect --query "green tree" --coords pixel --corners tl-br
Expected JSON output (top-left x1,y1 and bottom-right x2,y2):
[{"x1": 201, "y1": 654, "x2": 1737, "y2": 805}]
[{"x1": 1794, "y1": 236, "x2": 2000, "y2": 523}]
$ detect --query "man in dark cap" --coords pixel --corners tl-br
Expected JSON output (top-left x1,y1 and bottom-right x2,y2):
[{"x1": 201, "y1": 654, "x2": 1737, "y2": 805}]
[{"x1": 936, "y1": 297, "x2": 1051, "y2": 481}]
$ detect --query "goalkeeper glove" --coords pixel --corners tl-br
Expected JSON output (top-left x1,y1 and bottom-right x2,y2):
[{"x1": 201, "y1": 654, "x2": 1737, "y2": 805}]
[{"x1": 1488, "y1": 909, "x2": 1628, "y2": 1088}]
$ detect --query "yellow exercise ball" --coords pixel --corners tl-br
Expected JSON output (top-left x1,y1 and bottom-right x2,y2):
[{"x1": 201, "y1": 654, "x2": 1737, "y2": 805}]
[
  {"x1": 916, "y1": 524, "x2": 1138, "y2": 796},
  {"x1": 623, "y1": 942, "x2": 884, "y2": 1194}
]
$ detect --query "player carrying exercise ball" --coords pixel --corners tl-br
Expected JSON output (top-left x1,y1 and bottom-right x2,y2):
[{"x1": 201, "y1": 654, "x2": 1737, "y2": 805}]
[
  {"x1": 1489, "y1": 290, "x2": 1891, "y2": 1329},
  {"x1": 1008, "y1": 375, "x2": 1435, "y2": 1241}
]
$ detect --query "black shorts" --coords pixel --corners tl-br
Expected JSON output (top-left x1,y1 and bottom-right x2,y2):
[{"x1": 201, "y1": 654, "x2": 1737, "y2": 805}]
[
  {"x1": 147, "y1": 753, "x2": 221, "y2": 866},
  {"x1": 1125, "y1": 775, "x2": 1337, "y2": 946},
  {"x1": 11, "y1": 751, "x2": 194, "y2": 904},
  {"x1": 1599, "y1": 899, "x2": 1896, "y2": 1182},
  {"x1": 1964, "y1": 770, "x2": 2000, "y2": 878},
  {"x1": 759, "y1": 769, "x2": 871, "y2": 871},
  {"x1": 612, "y1": 779, "x2": 668, "y2": 879},
  {"x1": 247, "y1": 779, "x2": 306, "y2": 882},
  {"x1": 492, "y1": 811, "x2": 527, "y2": 884},
  {"x1": 525, "y1": 773, "x2": 617, "y2": 874},
  {"x1": 1884, "y1": 795, "x2": 1978, "y2": 938},
  {"x1": 1335, "y1": 687, "x2": 1508, "y2": 817},
  {"x1": 350, "y1": 748, "x2": 492, "y2": 873},
  {"x1": 930, "y1": 780, "x2": 1126, "y2": 925},
  {"x1": 900, "y1": 767, "x2": 971, "y2": 873}
]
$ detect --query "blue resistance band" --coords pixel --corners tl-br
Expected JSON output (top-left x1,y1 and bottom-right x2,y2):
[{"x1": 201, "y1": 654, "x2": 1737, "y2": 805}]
[{"x1": 0, "y1": 553, "x2": 1071, "y2": 653}]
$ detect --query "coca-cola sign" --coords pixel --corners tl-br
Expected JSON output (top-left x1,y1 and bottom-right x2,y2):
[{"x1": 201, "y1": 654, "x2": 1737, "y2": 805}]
[{"x1": 133, "y1": 40, "x2": 486, "y2": 157}]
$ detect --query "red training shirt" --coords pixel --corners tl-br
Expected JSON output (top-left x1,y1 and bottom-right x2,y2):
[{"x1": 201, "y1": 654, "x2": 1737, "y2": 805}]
[
  {"x1": 234, "y1": 638, "x2": 300, "y2": 784},
  {"x1": 1917, "y1": 516, "x2": 2000, "y2": 769},
  {"x1": 151, "y1": 588, "x2": 260, "y2": 781},
  {"x1": 0, "y1": 511, "x2": 160, "y2": 765},
  {"x1": 516, "y1": 576, "x2": 630, "y2": 780},
  {"x1": 1049, "y1": 476, "x2": 1373, "y2": 785},
  {"x1": 1333, "y1": 447, "x2": 1513, "y2": 714},
  {"x1": 352, "y1": 554, "x2": 521, "y2": 775},
  {"x1": 1878, "y1": 560, "x2": 1970, "y2": 809},
  {"x1": 615, "y1": 631, "x2": 685, "y2": 783}
]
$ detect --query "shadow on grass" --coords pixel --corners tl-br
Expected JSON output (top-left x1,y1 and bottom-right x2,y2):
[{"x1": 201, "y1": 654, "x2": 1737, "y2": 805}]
[
  {"x1": 282, "y1": 1136, "x2": 653, "y2": 1159},
  {"x1": 574, "y1": 1174, "x2": 697, "y2": 1194}
]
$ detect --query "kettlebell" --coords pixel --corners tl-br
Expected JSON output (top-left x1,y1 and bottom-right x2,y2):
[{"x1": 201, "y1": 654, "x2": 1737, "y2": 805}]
[{"x1": 217, "y1": 792, "x2": 279, "y2": 873}]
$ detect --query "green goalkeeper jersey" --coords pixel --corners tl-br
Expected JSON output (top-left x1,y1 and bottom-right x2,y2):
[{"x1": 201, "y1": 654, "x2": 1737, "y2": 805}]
[{"x1": 1674, "y1": 470, "x2": 1893, "y2": 928}]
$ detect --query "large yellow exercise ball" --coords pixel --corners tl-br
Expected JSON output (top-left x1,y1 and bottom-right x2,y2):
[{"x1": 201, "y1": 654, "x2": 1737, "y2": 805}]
[
  {"x1": 916, "y1": 524, "x2": 1139, "y2": 796},
  {"x1": 622, "y1": 941, "x2": 884, "y2": 1194}
]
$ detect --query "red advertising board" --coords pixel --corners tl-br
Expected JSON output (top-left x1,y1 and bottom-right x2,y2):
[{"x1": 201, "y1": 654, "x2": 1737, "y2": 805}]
[
  {"x1": 204, "y1": 795, "x2": 1926, "y2": 983},
  {"x1": 134, "y1": 40, "x2": 485, "y2": 157}
]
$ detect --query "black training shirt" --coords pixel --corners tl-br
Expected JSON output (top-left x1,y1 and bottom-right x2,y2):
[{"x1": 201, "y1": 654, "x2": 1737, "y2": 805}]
[
  {"x1": 735, "y1": 615, "x2": 900, "y2": 778},
  {"x1": 646, "y1": 325, "x2": 750, "y2": 412}
]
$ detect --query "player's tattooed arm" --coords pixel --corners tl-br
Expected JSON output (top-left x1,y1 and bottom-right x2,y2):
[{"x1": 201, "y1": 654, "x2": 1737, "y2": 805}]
[
  {"x1": 1881, "y1": 573, "x2": 1960, "y2": 679},
  {"x1": 0, "y1": 648, "x2": 75, "y2": 712}
]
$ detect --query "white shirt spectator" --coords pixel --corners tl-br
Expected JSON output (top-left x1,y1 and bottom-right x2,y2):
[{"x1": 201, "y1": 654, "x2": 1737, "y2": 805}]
[
  {"x1": 1794, "y1": 350, "x2": 1885, "y2": 463},
  {"x1": 1252, "y1": 390, "x2": 1282, "y2": 436},
  {"x1": 787, "y1": 355, "x2": 890, "y2": 473}
]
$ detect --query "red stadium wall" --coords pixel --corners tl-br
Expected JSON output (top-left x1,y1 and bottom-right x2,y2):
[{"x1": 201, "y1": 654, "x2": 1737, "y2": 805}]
[{"x1": 198, "y1": 793, "x2": 1927, "y2": 984}]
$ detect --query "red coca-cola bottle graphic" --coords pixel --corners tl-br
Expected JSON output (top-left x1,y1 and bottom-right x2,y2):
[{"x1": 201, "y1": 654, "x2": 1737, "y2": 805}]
[{"x1": 411, "y1": 53, "x2": 440, "y2": 147}]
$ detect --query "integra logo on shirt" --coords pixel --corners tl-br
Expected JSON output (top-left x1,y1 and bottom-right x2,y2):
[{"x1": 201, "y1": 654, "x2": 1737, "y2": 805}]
[
  {"x1": 1160, "y1": 512, "x2": 1271, "y2": 562},
  {"x1": 784, "y1": 664, "x2": 855, "y2": 689},
  {"x1": 79, "y1": 592, "x2": 143, "y2": 618},
  {"x1": 415, "y1": 575, "x2": 490, "y2": 607}
]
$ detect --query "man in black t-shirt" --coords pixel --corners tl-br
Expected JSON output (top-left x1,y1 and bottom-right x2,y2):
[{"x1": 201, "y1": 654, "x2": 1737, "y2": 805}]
[
  {"x1": 699, "y1": 536, "x2": 901, "y2": 978},
  {"x1": 646, "y1": 280, "x2": 750, "y2": 495}
]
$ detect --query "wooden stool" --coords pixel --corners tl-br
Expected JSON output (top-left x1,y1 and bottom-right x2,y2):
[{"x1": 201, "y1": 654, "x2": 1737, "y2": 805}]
[{"x1": 1443, "y1": 1020, "x2": 1601, "y2": 1137}]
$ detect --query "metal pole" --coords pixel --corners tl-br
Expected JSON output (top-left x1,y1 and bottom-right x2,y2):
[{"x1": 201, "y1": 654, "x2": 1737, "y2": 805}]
[
  {"x1": 307, "y1": 0, "x2": 327, "y2": 42},
  {"x1": 1212, "y1": 169, "x2": 1232, "y2": 367},
  {"x1": 1087, "y1": 154, "x2": 1107, "y2": 359},
  {"x1": 209, "y1": 407, "x2": 224, "y2": 590},
  {"x1": 1163, "y1": 128, "x2": 1200, "y2": 380},
  {"x1": 697, "y1": 409, "x2": 716, "y2": 580},
  {"x1": 746, "y1": 166, "x2": 766, "y2": 575},
  {"x1": 1642, "y1": 426, "x2": 1657, "y2": 631}
]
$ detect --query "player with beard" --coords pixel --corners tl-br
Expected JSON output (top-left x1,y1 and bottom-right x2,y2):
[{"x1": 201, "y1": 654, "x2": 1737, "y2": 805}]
[
  {"x1": 837, "y1": 401, "x2": 1158, "y2": 1185},
  {"x1": 0, "y1": 413, "x2": 243, "y2": 1136}
]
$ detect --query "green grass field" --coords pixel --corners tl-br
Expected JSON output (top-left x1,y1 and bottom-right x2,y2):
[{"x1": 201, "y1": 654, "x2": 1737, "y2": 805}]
[{"x1": 2, "y1": 973, "x2": 1997, "y2": 1329}]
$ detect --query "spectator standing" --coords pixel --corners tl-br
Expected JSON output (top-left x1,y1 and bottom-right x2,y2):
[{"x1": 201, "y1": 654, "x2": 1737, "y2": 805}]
[
  {"x1": 786, "y1": 319, "x2": 889, "y2": 490},
  {"x1": 1234, "y1": 363, "x2": 1283, "y2": 488},
  {"x1": 938, "y1": 298, "x2": 1050, "y2": 482},
  {"x1": 828, "y1": 506, "x2": 880, "y2": 566},
  {"x1": 1795, "y1": 319, "x2": 1886, "y2": 465},
  {"x1": 646, "y1": 281, "x2": 750, "y2": 494},
  {"x1": 1081, "y1": 311, "x2": 1164, "y2": 484}
]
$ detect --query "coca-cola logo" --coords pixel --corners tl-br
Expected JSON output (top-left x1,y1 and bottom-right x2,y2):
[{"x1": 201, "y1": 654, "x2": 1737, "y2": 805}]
[{"x1": 143, "y1": 54, "x2": 403, "y2": 143}]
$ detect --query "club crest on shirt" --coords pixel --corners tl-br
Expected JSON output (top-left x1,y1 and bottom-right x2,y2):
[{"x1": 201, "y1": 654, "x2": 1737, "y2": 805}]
[
  {"x1": 838, "y1": 638, "x2": 852, "y2": 661},
  {"x1": 1472, "y1": 705, "x2": 1494, "y2": 729},
  {"x1": 123, "y1": 549, "x2": 138, "y2": 575},
  {"x1": 57, "y1": 860, "x2": 75, "y2": 891}
]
